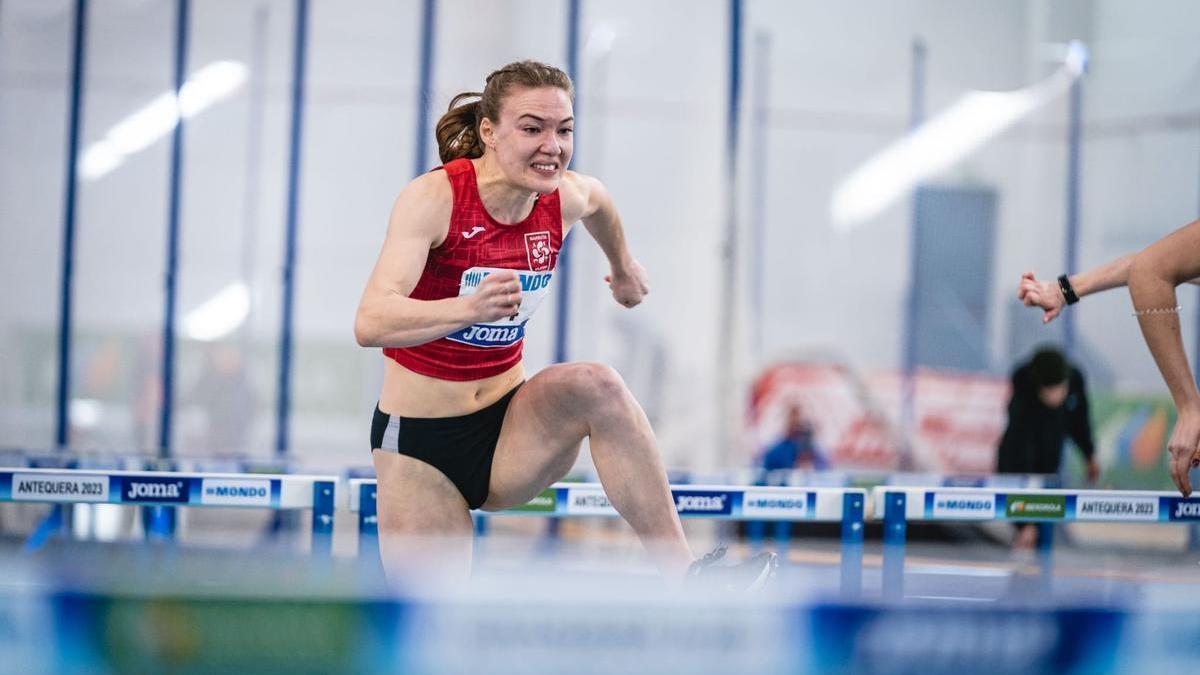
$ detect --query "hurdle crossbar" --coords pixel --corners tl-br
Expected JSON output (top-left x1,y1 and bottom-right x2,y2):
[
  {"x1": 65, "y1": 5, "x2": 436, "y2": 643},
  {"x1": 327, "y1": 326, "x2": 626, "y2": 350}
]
[
  {"x1": 0, "y1": 467, "x2": 337, "y2": 554},
  {"x1": 350, "y1": 479, "x2": 868, "y2": 595},
  {"x1": 870, "y1": 485, "x2": 1200, "y2": 598}
]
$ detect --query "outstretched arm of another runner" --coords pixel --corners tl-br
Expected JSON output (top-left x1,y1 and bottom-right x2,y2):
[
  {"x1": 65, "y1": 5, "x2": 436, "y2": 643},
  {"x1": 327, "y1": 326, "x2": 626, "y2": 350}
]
[
  {"x1": 1018, "y1": 220, "x2": 1200, "y2": 325},
  {"x1": 1018, "y1": 254, "x2": 1137, "y2": 324},
  {"x1": 1128, "y1": 221, "x2": 1200, "y2": 496},
  {"x1": 1016, "y1": 219, "x2": 1200, "y2": 495}
]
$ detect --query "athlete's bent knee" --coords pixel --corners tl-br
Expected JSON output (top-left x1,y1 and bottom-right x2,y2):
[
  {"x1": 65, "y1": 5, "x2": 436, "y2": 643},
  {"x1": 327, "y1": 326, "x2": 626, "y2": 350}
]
[{"x1": 566, "y1": 362, "x2": 629, "y2": 405}]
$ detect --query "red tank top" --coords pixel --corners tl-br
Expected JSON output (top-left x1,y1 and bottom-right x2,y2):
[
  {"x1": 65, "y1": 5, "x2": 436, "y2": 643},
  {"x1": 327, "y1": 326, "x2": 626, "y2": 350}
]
[{"x1": 384, "y1": 158, "x2": 564, "y2": 381}]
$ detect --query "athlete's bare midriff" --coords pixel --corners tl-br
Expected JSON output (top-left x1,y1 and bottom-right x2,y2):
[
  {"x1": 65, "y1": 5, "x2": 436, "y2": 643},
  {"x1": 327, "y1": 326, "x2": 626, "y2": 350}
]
[{"x1": 379, "y1": 358, "x2": 524, "y2": 418}]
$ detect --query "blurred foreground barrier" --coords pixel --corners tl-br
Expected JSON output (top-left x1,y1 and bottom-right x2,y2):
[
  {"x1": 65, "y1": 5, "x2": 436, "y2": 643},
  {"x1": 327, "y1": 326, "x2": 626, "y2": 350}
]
[{"x1": 2, "y1": 583, "x2": 1183, "y2": 674}]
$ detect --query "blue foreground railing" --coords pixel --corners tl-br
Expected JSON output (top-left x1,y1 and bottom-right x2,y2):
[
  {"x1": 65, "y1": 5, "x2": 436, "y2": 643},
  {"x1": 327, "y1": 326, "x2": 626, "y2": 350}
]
[
  {"x1": 0, "y1": 583, "x2": 1153, "y2": 674},
  {"x1": 349, "y1": 479, "x2": 868, "y2": 594},
  {"x1": 0, "y1": 467, "x2": 337, "y2": 554},
  {"x1": 872, "y1": 485, "x2": 1200, "y2": 598}
]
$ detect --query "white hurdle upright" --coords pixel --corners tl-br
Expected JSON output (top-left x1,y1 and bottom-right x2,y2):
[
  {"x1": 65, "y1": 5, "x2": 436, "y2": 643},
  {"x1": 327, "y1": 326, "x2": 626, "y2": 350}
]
[
  {"x1": 350, "y1": 479, "x2": 868, "y2": 594},
  {"x1": 872, "y1": 485, "x2": 1200, "y2": 598},
  {"x1": 1, "y1": 467, "x2": 338, "y2": 554}
]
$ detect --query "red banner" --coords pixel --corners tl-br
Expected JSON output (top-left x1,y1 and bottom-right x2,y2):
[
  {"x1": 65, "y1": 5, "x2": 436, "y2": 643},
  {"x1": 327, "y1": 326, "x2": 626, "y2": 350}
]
[{"x1": 746, "y1": 362, "x2": 1009, "y2": 473}]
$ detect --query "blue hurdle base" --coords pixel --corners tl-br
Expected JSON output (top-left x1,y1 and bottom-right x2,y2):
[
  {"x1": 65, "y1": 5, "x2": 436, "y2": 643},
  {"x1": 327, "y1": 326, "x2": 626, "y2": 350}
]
[
  {"x1": 143, "y1": 505, "x2": 177, "y2": 542},
  {"x1": 23, "y1": 504, "x2": 66, "y2": 554}
]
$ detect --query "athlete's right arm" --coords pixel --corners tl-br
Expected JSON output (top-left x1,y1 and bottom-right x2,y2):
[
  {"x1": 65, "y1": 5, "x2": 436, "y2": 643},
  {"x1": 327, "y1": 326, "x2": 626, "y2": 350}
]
[{"x1": 354, "y1": 175, "x2": 522, "y2": 348}]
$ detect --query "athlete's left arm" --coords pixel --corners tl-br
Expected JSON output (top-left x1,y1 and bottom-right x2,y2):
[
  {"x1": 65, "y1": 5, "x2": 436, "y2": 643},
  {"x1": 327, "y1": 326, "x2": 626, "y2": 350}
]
[{"x1": 564, "y1": 171, "x2": 649, "y2": 308}]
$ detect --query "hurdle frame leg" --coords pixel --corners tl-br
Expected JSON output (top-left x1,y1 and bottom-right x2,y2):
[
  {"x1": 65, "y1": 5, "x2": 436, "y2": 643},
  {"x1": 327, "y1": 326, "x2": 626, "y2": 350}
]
[
  {"x1": 840, "y1": 492, "x2": 864, "y2": 597},
  {"x1": 22, "y1": 504, "x2": 66, "y2": 554},
  {"x1": 882, "y1": 491, "x2": 907, "y2": 600},
  {"x1": 538, "y1": 517, "x2": 560, "y2": 555},
  {"x1": 311, "y1": 480, "x2": 335, "y2": 555},
  {"x1": 746, "y1": 519, "x2": 766, "y2": 550},
  {"x1": 143, "y1": 505, "x2": 177, "y2": 541},
  {"x1": 773, "y1": 520, "x2": 791, "y2": 547},
  {"x1": 1036, "y1": 521, "x2": 1055, "y2": 595},
  {"x1": 358, "y1": 482, "x2": 379, "y2": 559}
]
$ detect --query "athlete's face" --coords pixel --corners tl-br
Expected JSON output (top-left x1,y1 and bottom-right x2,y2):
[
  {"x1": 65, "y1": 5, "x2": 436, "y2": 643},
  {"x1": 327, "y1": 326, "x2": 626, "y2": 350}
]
[{"x1": 482, "y1": 86, "x2": 573, "y2": 194}]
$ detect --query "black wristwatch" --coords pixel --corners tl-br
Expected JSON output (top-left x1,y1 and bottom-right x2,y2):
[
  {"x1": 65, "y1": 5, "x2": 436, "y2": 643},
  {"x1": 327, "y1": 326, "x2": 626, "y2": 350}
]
[{"x1": 1057, "y1": 274, "x2": 1079, "y2": 305}]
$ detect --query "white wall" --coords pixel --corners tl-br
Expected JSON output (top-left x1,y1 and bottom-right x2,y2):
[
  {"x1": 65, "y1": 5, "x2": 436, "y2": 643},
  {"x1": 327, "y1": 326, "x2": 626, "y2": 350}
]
[{"x1": 2, "y1": 0, "x2": 1199, "y2": 469}]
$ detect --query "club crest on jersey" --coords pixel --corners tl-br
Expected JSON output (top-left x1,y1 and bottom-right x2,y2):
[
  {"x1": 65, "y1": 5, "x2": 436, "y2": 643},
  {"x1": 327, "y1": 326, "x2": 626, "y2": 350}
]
[{"x1": 525, "y1": 231, "x2": 554, "y2": 271}]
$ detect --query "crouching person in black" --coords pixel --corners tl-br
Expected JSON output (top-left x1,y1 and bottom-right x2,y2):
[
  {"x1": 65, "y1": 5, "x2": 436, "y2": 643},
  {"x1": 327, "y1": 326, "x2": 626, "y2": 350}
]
[{"x1": 997, "y1": 346, "x2": 1098, "y2": 549}]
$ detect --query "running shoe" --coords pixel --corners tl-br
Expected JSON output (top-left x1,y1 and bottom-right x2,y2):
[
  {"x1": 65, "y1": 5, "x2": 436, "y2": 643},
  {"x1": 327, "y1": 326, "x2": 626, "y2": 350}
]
[{"x1": 685, "y1": 544, "x2": 778, "y2": 592}]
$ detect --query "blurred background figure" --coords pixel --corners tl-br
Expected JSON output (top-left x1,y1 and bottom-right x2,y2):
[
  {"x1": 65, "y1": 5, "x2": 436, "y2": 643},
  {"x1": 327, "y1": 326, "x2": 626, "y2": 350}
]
[
  {"x1": 997, "y1": 346, "x2": 1097, "y2": 549},
  {"x1": 184, "y1": 344, "x2": 256, "y2": 456},
  {"x1": 761, "y1": 402, "x2": 828, "y2": 474}
]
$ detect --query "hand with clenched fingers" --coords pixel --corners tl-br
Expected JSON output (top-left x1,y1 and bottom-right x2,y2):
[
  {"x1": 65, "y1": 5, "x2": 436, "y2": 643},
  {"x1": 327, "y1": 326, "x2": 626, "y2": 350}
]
[
  {"x1": 606, "y1": 259, "x2": 649, "y2": 309},
  {"x1": 1017, "y1": 271, "x2": 1066, "y2": 324},
  {"x1": 470, "y1": 270, "x2": 523, "y2": 322},
  {"x1": 1167, "y1": 405, "x2": 1200, "y2": 496}
]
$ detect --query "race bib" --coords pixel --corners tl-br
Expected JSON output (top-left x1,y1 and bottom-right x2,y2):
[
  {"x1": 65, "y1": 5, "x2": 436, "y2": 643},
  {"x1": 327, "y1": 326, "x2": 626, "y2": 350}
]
[{"x1": 445, "y1": 267, "x2": 554, "y2": 348}]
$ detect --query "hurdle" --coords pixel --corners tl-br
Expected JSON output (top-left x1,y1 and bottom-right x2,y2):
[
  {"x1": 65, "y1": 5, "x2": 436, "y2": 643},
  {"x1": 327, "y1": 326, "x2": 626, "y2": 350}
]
[
  {"x1": 742, "y1": 470, "x2": 1055, "y2": 547},
  {"x1": 349, "y1": 479, "x2": 868, "y2": 594},
  {"x1": 0, "y1": 467, "x2": 338, "y2": 554},
  {"x1": 871, "y1": 485, "x2": 1200, "y2": 598}
]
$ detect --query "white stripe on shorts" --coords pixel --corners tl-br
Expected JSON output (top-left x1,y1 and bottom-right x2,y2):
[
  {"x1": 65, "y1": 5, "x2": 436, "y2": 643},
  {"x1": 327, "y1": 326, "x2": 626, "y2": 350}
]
[{"x1": 381, "y1": 414, "x2": 401, "y2": 451}]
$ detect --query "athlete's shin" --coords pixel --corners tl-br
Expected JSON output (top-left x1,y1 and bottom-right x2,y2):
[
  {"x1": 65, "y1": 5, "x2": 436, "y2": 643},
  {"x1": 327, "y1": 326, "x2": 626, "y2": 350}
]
[{"x1": 581, "y1": 369, "x2": 692, "y2": 578}]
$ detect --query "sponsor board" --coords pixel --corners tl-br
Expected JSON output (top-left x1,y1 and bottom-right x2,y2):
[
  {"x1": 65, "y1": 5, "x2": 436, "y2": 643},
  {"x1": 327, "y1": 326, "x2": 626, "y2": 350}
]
[
  {"x1": 565, "y1": 488, "x2": 616, "y2": 516},
  {"x1": 200, "y1": 478, "x2": 272, "y2": 507},
  {"x1": 11, "y1": 473, "x2": 108, "y2": 503},
  {"x1": 673, "y1": 491, "x2": 734, "y2": 516},
  {"x1": 930, "y1": 493, "x2": 995, "y2": 520},
  {"x1": 123, "y1": 477, "x2": 189, "y2": 504},
  {"x1": 741, "y1": 491, "x2": 810, "y2": 519},
  {"x1": 1166, "y1": 498, "x2": 1200, "y2": 521},
  {"x1": 1075, "y1": 496, "x2": 1158, "y2": 521},
  {"x1": 1005, "y1": 495, "x2": 1065, "y2": 520},
  {"x1": 510, "y1": 488, "x2": 557, "y2": 513}
]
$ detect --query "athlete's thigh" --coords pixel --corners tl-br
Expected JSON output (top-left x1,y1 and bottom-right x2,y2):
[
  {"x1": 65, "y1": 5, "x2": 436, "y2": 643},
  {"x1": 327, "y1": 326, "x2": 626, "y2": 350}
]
[
  {"x1": 372, "y1": 449, "x2": 474, "y2": 536},
  {"x1": 481, "y1": 365, "x2": 594, "y2": 511}
]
